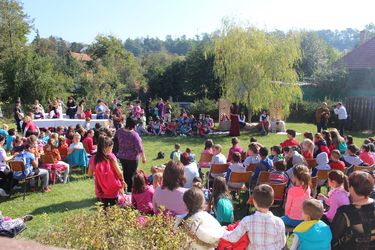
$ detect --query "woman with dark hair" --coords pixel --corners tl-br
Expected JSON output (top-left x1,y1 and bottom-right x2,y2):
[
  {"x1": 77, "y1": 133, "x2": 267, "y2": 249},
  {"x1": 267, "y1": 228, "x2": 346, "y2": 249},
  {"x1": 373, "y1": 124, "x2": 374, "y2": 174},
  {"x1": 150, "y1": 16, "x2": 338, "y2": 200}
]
[
  {"x1": 180, "y1": 152, "x2": 199, "y2": 188},
  {"x1": 176, "y1": 187, "x2": 224, "y2": 249},
  {"x1": 152, "y1": 161, "x2": 187, "y2": 215},
  {"x1": 115, "y1": 117, "x2": 146, "y2": 192},
  {"x1": 88, "y1": 135, "x2": 125, "y2": 208},
  {"x1": 66, "y1": 96, "x2": 77, "y2": 119},
  {"x1": 229, "y1": 103, "x2": 240, "y2": 136},
  {"x1": 330, "y1": 171, "x2": 375, "y2": 249}
]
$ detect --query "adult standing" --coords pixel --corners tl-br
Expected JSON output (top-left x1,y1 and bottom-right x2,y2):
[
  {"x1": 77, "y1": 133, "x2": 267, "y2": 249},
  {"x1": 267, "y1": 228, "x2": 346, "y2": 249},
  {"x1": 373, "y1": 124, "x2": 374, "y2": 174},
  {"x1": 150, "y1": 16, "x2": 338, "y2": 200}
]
[
  {"x1": 330, "y1": 171, "x2": 374, "y2": 249},
  {"x1": 115, "y1": 117, "x2": 146, "y2": 192},
  {"x1": 229, "y1": 103, "x2": 240, "y2": 136},
  {"x1": 13, "y1": 101, "x2": 24, "y2": 132},
  {"x1": 157, "y1": 98, "x2": 164, "y2": 119},
  {"x1": 95, "y1": 99, "x2": 109, "y2": 119},
  {"x1": 77, "y1": 99, "x2": 85, "y2": 119},
  {"x1": 66, "y1": 96, "x2": 77, "y2": 119},
  {"x1": 334, "y1": 102, "x2": 348, "y2": 136},
  {"x1": 145, "y1": 97, "x2": 152, "y2": 119},
  {"x1": 315, "y1": 102, "x2": 331, "y2": 133}
]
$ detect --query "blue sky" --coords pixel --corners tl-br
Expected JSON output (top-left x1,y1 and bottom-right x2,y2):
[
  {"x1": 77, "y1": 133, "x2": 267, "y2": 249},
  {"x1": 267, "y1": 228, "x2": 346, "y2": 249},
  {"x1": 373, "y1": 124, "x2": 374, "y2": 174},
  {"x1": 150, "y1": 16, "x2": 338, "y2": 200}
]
[{"x1": 22, "y1": 0, "x2": 375, "y2": 43}]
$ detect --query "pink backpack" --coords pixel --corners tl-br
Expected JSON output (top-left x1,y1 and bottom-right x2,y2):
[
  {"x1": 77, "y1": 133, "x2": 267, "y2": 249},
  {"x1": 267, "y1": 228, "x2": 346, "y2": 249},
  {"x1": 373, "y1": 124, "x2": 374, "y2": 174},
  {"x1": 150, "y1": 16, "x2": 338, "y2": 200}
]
[{"x1": 92, "y1": 156, "x2": 122, "y2": 197}]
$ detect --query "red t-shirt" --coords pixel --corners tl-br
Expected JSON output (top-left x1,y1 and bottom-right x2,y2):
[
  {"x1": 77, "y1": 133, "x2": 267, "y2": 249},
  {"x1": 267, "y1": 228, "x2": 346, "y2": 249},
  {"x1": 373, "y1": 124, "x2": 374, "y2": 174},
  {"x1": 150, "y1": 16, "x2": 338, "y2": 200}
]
[
  {"x1": 302, "y1": 150, "x2": 313, "y2": 160},
  {"x1": 280, "y1": 138, "x2": 299, "y2": 148},
  {"x1": 359, "y1": 152, "x2": 375, "y2": 165},
  {"x1": 329, "y1": 160, "x2": 346, "y2": 172},
  {"x1": 89, "y1": 153, "x2": 122, "y2": 199},
  {"x1": 83, "y1": 136, "x2": 97, "y2": 154},
  {"x1": 25, "y1": 121, "x2": 38, "y2": 132}
]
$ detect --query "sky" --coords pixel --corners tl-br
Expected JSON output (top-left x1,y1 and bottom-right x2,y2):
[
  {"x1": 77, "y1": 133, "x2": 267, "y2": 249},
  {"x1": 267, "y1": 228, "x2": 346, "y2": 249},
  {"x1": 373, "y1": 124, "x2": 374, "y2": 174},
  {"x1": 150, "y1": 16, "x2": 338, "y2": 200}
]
[{"x1": 22, "y1": 0, "x2": 375, "y2": 43}]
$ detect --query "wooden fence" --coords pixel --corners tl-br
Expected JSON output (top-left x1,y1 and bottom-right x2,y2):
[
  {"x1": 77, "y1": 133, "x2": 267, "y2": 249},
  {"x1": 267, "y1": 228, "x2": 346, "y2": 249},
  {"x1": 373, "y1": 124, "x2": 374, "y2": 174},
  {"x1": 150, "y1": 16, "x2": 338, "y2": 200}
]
[{"x1": 345, "y1": 96, "x2": 375, "y2": 131}]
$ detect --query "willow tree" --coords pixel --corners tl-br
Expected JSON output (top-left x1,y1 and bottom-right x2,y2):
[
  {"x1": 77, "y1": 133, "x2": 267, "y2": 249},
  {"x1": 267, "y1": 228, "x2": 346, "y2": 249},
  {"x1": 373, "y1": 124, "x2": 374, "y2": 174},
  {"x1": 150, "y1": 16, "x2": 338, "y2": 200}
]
[{"x1": 213, "y1": 22, "x2": 302, "y2": 120}]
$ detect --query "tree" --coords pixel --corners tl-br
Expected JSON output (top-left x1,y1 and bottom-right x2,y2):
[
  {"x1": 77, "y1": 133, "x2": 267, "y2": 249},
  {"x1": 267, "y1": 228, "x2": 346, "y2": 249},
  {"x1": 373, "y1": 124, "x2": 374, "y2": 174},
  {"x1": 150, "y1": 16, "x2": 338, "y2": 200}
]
[{"x1": 213, "y1": 21, "x2": 302, "y2": 119}]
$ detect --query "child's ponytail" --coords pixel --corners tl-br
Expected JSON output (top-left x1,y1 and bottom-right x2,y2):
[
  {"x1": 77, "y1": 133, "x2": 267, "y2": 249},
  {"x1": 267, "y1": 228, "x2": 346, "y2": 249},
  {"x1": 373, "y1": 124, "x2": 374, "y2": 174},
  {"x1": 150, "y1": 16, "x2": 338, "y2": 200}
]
[
  {"x1": 328, "y1": 170, "x2": 349, "y2": 192},
  {"x1": 293, "y1": 165, "x2": 311, "y2": 191}
]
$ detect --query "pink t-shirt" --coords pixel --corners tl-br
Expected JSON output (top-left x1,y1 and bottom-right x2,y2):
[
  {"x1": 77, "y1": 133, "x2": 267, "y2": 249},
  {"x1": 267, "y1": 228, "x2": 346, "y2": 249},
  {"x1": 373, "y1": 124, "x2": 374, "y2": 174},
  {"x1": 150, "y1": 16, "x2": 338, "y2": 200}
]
[
  {"x1": 227, "y1": 145, "x2": 243, "y2": 162},
  {"x1": 199, "y1": 149, "x2": 213, "y2": 167},
  {"x1": 325, "y1": 187, "x2": 350, "y2": 222},
  {"x1": 132, "y1": 185, "x2": 155, "y2": 214},
  {"x1": 89, "y1": 153, "x2": 122, "y2": 199},
  {"x1": 153, "y1": 186, "x2": 187, "y2": 215},
  {"x1": 359, "y1": 152, "x2": 375, "y2": 165},
  {"x1": 285, "y1": 186, "x2": 311, "y2": 220}
]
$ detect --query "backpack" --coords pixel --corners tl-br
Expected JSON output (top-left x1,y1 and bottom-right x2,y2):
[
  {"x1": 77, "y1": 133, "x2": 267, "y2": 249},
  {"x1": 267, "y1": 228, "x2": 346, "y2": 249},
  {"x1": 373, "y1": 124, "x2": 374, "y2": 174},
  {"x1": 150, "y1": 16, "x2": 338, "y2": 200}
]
[
  {"x1": 0, "y1": 218, "x2": 26, "y2": 238},
  {"x1": 92, "y1": 157, "x2": 122, "y2": 196}
]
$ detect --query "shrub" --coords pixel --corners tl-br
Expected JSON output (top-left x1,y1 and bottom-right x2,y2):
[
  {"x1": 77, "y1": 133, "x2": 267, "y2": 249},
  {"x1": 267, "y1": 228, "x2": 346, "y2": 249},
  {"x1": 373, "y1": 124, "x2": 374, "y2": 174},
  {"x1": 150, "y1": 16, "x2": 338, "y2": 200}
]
[
  {"x1": 188, "y1": 98, "x2": 218, "y2": 120},
  {"x1": 40, "y1": 205, "x2": 190, "y2": 250}
]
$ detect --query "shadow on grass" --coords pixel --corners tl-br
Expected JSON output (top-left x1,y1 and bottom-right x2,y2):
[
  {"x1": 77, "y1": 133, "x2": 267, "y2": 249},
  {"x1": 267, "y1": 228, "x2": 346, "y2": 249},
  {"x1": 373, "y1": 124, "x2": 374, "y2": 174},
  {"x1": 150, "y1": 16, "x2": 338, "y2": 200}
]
[{"x1": 30, "y1": 198, "x2": 97, "y2": 216}]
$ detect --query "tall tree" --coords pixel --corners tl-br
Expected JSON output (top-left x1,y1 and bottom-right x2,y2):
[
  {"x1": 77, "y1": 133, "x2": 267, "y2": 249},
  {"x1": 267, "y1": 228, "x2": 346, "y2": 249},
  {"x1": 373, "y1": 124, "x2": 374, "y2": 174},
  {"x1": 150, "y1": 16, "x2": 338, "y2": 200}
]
[{"x1": 213, "y1": 22, "x2": 302, "y2": 119}]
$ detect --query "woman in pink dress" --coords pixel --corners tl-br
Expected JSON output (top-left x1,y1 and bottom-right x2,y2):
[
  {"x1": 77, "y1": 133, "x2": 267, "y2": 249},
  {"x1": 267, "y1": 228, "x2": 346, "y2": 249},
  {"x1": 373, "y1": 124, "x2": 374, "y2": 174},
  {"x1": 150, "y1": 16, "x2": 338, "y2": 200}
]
[{"x1": 229, "y1": 103, "x2": 240, "y2": 136}]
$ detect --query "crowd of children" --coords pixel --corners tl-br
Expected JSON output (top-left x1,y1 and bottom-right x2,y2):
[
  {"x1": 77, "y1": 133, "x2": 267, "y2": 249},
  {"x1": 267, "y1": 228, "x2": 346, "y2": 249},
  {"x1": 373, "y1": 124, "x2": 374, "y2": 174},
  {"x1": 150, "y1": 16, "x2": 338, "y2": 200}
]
[{"x1": 1, "y1": 113, "x2": 375, "y2": 249}]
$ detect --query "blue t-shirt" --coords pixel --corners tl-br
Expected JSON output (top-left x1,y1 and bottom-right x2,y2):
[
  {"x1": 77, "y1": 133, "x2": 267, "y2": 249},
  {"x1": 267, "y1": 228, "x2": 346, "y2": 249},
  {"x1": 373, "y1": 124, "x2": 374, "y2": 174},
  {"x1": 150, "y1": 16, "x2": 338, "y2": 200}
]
[
  {"x1": 6, "y1": 135, "x2": 14, "y2": 151},
  {"x1": 0, "y1": 129, "x2": 8, "y2": 137}
]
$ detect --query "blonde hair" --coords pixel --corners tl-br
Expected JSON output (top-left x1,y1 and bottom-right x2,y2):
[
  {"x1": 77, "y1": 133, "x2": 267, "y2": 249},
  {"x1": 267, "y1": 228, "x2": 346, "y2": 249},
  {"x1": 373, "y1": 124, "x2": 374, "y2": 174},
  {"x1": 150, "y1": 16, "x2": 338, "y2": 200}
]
[
  {"x1": 302, "y1": 139, "x2": 314, "y2": 155},
  {"x1": 153, "y1": 172, "x2": 163, "y2": 189},
  {"x1": 73, "y1": 132, "x2": 81, "y2": 140}
]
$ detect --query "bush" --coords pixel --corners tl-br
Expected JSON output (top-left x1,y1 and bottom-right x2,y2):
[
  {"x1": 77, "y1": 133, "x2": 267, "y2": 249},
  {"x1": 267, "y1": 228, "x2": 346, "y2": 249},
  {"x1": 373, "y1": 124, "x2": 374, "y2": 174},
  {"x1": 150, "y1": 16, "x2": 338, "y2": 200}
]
[
  {"x1": 187, "y1": 98, "x2": 218, "y2": 120},
  {"x1": 40, "y1": 205, "x2": 190, "y2": 250}
]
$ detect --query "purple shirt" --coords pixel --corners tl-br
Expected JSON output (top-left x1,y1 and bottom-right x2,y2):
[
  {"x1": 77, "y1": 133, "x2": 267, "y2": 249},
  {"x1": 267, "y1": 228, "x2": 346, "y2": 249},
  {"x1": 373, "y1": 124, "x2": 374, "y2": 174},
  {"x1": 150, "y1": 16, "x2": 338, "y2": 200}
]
[
  {"x1": 115, "y1": 129, "x2": 143, "y2": 160},
  {"x1": 325, "y1": 187, "x2": 350, "y2": 222},
  {"x1": 153, "y1": 186, "x2": 187, "y2": 215}
]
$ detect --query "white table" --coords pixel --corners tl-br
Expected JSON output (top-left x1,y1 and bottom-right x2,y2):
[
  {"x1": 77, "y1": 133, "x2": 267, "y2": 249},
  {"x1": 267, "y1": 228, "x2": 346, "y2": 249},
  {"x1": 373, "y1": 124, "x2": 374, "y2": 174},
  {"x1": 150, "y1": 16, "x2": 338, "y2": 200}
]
[{"x1": 34, "y1": 118, "x2": 110, "y2": 129}]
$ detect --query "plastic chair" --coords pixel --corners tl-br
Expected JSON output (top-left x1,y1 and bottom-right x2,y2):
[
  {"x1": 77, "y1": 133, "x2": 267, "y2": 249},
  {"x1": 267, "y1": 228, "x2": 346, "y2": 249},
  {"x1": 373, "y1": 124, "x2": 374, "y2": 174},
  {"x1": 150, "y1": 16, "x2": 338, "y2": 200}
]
[{"x1": 9, "y1": 161, "x2": 41, "y2": 200}]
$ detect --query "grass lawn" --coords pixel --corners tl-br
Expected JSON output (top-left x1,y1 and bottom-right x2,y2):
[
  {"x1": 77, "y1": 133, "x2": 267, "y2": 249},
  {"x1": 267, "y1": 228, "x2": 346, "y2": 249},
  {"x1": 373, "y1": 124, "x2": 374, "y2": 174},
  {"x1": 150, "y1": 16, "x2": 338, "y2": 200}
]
[{"x1": 0, "y1": 122, "x2": 373, "y2": 242}]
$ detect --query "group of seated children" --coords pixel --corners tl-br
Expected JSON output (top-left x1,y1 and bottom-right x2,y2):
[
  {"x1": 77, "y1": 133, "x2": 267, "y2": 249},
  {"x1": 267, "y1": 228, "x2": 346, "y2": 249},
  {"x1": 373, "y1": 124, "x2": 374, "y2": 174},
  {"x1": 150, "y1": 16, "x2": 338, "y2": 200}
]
[
  {"x1": 0, "y1": 122, "x2": 111, "y2": 196},
  {"x1": 141, "y1": 113, "x2": 214, "y2": 138}
]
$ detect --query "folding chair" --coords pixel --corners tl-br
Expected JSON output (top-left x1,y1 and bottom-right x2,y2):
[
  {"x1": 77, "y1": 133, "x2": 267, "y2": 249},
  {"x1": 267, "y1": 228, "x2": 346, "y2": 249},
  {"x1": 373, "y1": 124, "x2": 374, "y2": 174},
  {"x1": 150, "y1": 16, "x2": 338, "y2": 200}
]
[
  {"x1": 246, "y1": 164, "x2": 257, "y2": 172},
  {"x1": 9, "y1": 161, "x2": 41, "y2": 200},
  {"x1": 257, "y1": 171, "x2": 270, "y2": 185},
  {"x1": 228, "y1": 171, "x2": 253, "y2": 204},
  {"x1": 306, "y1": 158, "x2": 317, "y2": 171},
  {"x1": 310, "y1": 176, "x2": 318, "y2": 197},
  {"x1": 317, "y1": 169, "x2": 330, "y2": 181},
  {"x1": 41, "y1": 154, "x2": 57, "y2": 184},
  {"x1": 270, "y1": 183, "x2": 287, "y2": 209},
  {"x1": 198, "y1": 153, "x2": 213, "y2": 168},
  {"x1": 353, "y1": 165, "x2": 374, "y2": 172},
  {"x1": 207, "y1": 163, "x2": 229, "y2": 188}
]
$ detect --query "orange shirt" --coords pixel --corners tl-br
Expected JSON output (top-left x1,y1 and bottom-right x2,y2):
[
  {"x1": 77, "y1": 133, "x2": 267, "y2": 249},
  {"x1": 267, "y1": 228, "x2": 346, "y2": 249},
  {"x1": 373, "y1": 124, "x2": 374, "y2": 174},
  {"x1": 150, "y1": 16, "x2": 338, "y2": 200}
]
[
  {"x1": 58, "y1": 143, "x2": 68, "y2": 157},
  {"x1": 44, "y1": 146, "x2": 61, "y2": 163}
]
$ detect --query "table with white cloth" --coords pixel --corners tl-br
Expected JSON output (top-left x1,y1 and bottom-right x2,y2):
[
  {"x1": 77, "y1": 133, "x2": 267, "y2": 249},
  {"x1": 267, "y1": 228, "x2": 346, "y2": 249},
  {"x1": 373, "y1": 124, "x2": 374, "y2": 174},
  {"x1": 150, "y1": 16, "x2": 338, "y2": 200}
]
[{"x1": 33, "y1": 118, "x2": 110, "y2": 129}]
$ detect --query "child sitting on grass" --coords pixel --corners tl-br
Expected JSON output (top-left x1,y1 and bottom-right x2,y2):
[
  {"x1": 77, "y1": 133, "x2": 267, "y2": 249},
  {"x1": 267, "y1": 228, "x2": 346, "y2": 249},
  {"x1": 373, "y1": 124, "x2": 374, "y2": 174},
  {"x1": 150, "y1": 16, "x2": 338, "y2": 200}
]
[
  {"x1": 222, "y1": 184, "x2": 286, "y2": 249},
  {"x1": 152, "y1": 172, "x2": 163, "y2": 189},
  {"x1": 290, "y1": 199, "x2": 332, "y2": 250},
  {"x1": 211, "y1": 177, "x2": 233, "y2": 226},
  {"x1": 282, "y1": 165, "x2": 311, "y2": 227},
  {"x1": 132, "y1": 170, "x2": 154, "y2": 215},
  {"x1": 327, "y1": 150, "x2": 344, "y2": 172}
]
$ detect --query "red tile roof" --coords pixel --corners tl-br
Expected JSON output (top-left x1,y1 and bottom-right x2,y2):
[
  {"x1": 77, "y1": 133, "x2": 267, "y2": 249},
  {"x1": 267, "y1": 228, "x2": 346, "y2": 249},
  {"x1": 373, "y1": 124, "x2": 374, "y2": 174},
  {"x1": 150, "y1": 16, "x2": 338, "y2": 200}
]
[{"x1": 340, "y1": 37, "x2": 375, "y2": 69}]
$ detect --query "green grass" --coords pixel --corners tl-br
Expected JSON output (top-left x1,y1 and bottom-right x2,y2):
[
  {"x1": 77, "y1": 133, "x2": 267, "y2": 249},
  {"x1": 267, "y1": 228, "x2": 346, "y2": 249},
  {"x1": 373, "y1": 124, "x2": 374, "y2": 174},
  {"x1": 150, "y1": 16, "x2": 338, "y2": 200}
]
[{"x1": 0, "y1": 122, "x2": 373, "y2": 242}]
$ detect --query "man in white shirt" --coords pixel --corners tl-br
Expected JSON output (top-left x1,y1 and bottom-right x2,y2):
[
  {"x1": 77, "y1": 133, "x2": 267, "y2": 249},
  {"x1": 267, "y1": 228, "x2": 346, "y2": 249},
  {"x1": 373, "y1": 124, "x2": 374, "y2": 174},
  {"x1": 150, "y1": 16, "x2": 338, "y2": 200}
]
[{"x1": 333, "y1": 102, "x2": 348, "y2": 136}]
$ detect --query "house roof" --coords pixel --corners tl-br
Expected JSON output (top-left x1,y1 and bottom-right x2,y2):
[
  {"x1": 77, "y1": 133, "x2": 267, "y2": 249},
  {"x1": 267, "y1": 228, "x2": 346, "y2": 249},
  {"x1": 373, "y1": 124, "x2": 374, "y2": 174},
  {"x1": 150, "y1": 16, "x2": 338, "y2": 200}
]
[
  {"x1": 340, "y1": 36, "x2": 375, "y2": 69},
  {"x1": 70, "y1": 52, "x2": 92, "y2": 62}
]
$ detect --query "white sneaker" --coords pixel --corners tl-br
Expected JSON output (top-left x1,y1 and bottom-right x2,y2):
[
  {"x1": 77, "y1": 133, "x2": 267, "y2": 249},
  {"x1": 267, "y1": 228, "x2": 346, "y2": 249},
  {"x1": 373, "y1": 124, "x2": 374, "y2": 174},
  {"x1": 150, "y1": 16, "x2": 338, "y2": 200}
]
[{"x1": 0, "y1": 188, "x2": 9, "y2": 197}]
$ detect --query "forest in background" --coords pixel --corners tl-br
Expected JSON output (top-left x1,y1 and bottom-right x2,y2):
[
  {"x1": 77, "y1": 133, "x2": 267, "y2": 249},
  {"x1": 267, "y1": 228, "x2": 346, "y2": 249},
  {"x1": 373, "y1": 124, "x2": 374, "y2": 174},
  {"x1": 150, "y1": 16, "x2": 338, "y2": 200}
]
[{"x1": 1, "y1": 0, "x2": 375, "y2": 119}]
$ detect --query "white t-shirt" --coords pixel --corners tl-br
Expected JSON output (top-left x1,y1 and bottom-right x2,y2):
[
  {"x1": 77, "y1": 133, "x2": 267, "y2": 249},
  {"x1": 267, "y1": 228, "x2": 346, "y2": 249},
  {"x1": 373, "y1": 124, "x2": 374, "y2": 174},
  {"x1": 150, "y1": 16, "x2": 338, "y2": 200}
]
[
  {"x1": 243, "y1": 155, "x2": 261, "y2": 167},
  {"x1": 211, "y1": 153, "x2": 227, "y2": 164},
  {"x1": 0, "y1": 148, "x2": 7, "y2": 171},
  {"x1": 334, "y1": 106, "x2": 348, "y2": 120},
  {"x1": 183, "y1": 162, "x2": 199, "y2": 188},
  {"x1": 68, "y1": 142, "x2": 84, "y2": 150}
]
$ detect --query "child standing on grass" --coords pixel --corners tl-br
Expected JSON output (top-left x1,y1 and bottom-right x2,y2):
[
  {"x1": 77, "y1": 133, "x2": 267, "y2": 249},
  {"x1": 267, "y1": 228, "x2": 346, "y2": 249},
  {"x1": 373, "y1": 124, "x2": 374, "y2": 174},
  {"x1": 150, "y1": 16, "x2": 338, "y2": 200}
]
[
  {"x1": 222, "y1": 184, "x2": 286, "y2": 249},
  {"x1": 170, "y1": 143, "x2": 182, "y2": 162},
  {"x1": 317, "y1": 170, "x2": 350, "y2": 224},
  {"x1": 290, "y1": 199, "x2": 332, "y2": 250},
  {"x1": 282, "y1": 165, "x2": 311, "y2": 227},
  {"x1": 211, "y1": 177, "x2": 233, "y2": 226},
  {"x1": 88, "y1": 135, "x2": 125, "y2": 208},
  {"x1": 132, "y1": 170, "x2": 154, "y2": 214}
]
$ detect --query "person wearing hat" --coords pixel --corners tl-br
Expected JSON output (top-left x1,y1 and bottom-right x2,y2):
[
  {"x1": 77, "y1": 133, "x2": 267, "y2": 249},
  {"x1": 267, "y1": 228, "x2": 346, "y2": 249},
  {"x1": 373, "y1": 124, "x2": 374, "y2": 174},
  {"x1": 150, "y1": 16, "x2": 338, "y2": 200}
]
[
  {"x1": 112, "y1": 103, "x2": 124, "y2": 130},
  {"x1": 315, "y1": 102, "x2": 330, "y2": 133},
  {"x1": 334, "y1": 102, "x2": 348, "y2": 136}
]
